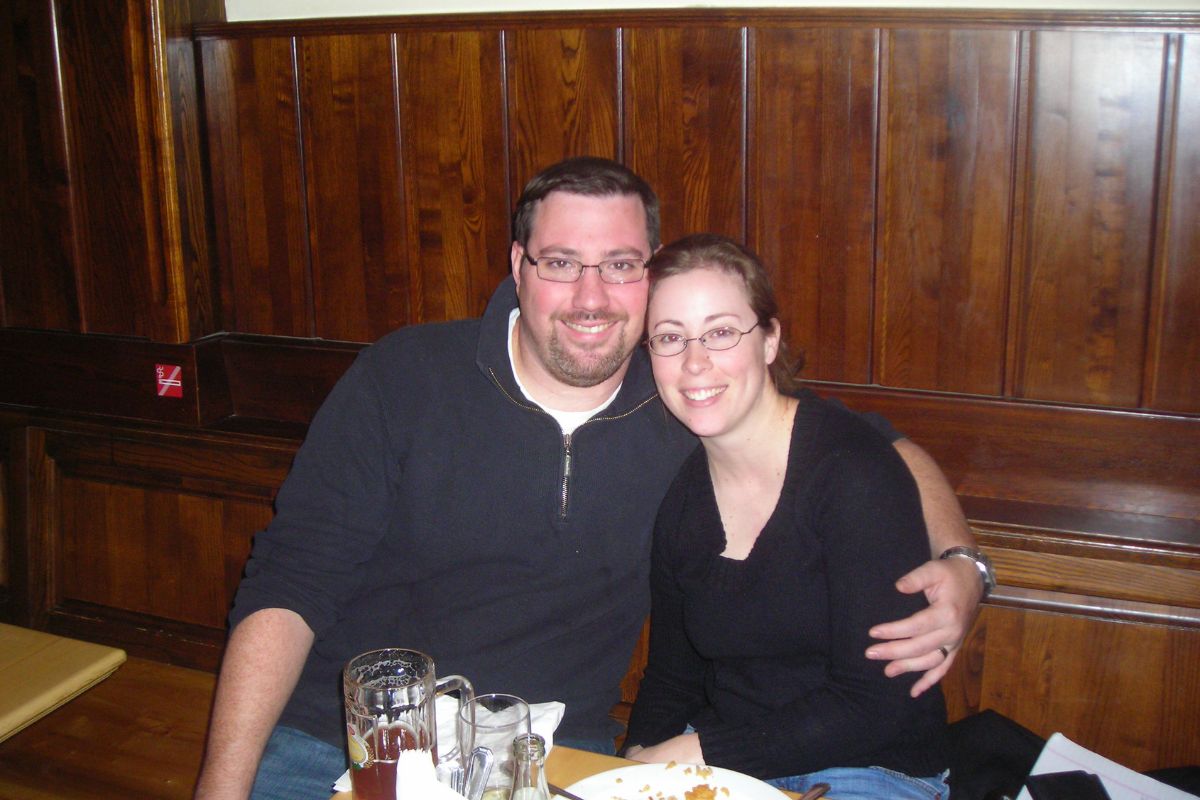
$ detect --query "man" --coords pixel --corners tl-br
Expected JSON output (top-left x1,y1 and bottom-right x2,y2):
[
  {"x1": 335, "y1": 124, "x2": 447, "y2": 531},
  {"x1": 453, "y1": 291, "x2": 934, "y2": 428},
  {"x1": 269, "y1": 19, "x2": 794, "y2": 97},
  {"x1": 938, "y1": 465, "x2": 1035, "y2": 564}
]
[{"x1": 195, "y1": 157, "x2": 989, "y2": 799}]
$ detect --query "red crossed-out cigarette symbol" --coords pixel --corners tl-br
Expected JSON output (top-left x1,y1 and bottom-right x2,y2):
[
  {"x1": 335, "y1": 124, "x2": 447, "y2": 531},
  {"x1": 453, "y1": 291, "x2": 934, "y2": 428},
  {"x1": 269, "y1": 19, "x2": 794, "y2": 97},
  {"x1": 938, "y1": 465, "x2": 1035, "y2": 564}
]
[{"x1": 156, "y1": 364, "x2": 183, "y2": 398}]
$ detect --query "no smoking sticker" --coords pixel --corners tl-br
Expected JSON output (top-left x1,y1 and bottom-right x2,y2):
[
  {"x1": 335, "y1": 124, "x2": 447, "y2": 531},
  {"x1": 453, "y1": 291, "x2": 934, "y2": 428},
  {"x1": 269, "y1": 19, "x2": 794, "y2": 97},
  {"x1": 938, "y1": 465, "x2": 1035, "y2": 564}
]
[{"x1": 156, "y1": 364, "x2": 183, "y2": 398}]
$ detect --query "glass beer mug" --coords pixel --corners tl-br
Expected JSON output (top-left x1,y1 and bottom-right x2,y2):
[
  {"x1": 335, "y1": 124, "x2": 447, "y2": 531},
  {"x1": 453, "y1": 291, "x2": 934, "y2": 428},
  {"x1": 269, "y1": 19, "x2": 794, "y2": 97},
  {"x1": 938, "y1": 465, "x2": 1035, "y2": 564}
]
[{"x1": 343, "y1": 648, "x2": 473, "y2": 800}]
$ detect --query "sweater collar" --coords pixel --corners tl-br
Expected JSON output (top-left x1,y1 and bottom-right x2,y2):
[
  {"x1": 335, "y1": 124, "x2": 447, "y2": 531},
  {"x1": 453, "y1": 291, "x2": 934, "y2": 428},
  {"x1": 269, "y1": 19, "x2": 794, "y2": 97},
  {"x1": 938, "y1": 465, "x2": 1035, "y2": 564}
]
[{"x1": 476, "y1": 276, "x2": 660, "y2": 415}]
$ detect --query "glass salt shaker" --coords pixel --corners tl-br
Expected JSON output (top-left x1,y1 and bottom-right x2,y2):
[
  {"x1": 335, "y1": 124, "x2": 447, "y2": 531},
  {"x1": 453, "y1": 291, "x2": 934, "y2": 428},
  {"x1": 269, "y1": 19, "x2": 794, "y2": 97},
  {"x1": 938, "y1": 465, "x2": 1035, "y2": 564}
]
[{"x1": 508, "y1": 732, "x2": 550, "y2": 800}]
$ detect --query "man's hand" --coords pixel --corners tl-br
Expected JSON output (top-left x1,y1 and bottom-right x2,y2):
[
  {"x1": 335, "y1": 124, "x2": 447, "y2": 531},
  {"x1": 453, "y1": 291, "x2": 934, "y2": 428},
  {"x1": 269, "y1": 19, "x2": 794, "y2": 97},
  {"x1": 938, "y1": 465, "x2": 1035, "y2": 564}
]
[{"x1": 865, "y1": 556, "x2": 982, "y2": 697}]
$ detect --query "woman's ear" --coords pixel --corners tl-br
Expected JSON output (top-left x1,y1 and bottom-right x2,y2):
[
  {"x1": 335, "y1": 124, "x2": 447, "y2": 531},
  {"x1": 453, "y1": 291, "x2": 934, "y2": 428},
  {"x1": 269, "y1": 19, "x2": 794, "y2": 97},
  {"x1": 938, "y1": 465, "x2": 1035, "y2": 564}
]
[{"x1": 764, "y1": 318, "x2": 782, "y2": 365}]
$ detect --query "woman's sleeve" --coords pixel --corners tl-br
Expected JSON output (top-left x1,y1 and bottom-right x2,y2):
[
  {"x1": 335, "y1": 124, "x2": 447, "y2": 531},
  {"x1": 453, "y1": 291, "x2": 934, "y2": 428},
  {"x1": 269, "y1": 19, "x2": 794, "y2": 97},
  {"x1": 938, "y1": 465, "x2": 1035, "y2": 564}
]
[
  {"x1": 622, "y1": 482, "x2": 709, "y2": 750},
  {"x1": 697, "y1": 435, "x2": 934, "y2": 777}
]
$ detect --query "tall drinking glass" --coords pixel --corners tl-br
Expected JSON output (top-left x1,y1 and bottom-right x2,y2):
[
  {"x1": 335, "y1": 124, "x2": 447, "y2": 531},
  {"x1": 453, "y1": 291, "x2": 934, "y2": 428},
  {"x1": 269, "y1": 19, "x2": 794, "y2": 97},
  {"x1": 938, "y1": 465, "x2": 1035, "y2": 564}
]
[
  {"x1": 458, "y1": 694, "x2": 531, "y2": 800},
  {"x1": 343, "y1": 648, "x2": 473, "y2": 800}
]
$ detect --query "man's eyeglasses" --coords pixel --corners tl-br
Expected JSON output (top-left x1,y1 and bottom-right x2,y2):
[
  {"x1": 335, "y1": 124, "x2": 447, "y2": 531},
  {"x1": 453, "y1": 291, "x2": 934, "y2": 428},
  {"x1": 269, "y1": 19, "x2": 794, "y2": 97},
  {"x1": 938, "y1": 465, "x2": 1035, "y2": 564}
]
[
  {"x1": 646, "y1": 323, "x2": 760, "y2": 357},
  {"x1": 523, "y1": 253, "x2": 647, "y2": 284}
]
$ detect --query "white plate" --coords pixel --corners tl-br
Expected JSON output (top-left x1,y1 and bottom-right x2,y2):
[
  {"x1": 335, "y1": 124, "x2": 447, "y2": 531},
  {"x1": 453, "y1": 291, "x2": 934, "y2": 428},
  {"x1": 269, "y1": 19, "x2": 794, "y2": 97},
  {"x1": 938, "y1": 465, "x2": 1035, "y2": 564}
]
[{"x1": 564, "y1": 762, "x2": 789, "y2": 799}]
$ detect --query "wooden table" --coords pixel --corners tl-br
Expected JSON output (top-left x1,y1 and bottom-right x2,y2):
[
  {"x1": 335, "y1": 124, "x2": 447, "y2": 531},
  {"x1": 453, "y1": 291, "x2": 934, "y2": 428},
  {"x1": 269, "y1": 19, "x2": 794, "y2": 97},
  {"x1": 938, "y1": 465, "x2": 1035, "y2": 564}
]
[{"x1": 332, "y1": 746, "x2": 801, "y2": 798}]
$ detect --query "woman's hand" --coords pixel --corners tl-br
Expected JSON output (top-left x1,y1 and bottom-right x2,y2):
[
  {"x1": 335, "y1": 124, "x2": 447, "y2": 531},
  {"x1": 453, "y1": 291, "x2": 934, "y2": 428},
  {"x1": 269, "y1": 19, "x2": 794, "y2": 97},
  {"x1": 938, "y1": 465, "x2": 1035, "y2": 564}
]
[
  {"x1": 624, "y1": 733, "x2": 705, "y2": 765},
  {"x1": 865, "y1": 556, "x2": 981, "y2": 697}
]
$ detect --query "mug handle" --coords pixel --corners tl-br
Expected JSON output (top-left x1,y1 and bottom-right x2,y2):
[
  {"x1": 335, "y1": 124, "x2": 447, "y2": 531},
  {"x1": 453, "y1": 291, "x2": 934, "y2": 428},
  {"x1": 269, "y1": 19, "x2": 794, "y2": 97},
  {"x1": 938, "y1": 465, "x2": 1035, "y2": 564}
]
[{"x1": 434, "y1": 674, "x2": 473, "y2": 764}]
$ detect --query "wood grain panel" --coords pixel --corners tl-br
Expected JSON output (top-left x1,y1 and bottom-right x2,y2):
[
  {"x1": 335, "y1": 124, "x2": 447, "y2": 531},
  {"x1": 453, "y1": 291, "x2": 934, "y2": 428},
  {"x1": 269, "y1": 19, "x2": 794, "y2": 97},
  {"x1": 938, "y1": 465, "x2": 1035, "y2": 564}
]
[
  {"x1": 1147, "y1": 34, "x2": 1200, "y2": 414},
  {"x1": 506, "y1": 28, "x2": 620, "y2": 192},
  {"x1": 0, "y1": 0, "x2": 80, "y2": 332},
  {"x1": 1014, "y1": 32, "x2": 1165, "y2": 406},
  {"x1": 877, "y1": 29, "x2": 1019, "y2": 394},
  {"x1": 398, "y1": 31, "x2": 510, "y2": 322},
  {"x1": 0, "y1": 330, "x2": 200, "y2": 426},
  {"x1": 201, "y1": 36, "x2": 311, "y2": 337},
  {"x1": 29, "y1": 427, "x2": 292, "y2": 662},
  {"x1": 962, "y1": 605, "x2": 1200, "y2": 771},
  {"x1": 750, "y1": 26, "x2": 877, "y2": 384},
  {"x1": 55, "y1": 2, "x2": 164, "y2": 338},
  {"x1": 625, "y1": 26, "x2": 745, "y2": 243},
  {"x1": 819, "y1": 383, "x2": 1200, "y2": 524},
  {"x1": 162, "y1": 0, "x2": 222, "y2": 339},
  {"x1": 298, "y1": 34, "x2": 411, "y2": 342},
  {"x1": 58, "y1": 479, "x2": 265, "y2": 628},
  {"x1": 989, "y1": 549, "x2": 1200, "y2": 608}
]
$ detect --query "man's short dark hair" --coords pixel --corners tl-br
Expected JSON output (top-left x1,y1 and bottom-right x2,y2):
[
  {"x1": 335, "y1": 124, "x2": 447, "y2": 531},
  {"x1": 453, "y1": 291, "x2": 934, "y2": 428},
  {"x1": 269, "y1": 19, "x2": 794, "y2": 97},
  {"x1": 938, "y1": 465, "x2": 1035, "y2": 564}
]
[{"x1": 512, "y1": 157, "x2": 661, "y2": 250}]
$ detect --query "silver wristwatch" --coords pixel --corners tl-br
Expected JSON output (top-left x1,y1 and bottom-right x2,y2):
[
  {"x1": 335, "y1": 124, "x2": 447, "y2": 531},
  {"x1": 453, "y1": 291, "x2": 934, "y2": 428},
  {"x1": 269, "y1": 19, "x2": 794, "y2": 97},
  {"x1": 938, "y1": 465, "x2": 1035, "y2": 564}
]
[{"x1": 939, "y1": 546, "x2": 996, "y2": 598}]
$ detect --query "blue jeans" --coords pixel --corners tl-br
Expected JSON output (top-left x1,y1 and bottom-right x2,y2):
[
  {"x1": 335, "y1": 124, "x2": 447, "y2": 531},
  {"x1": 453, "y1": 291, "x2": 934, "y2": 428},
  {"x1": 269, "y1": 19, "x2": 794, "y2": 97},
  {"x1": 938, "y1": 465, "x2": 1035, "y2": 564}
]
[
  {"x1": 768, "y1": 766, "x2": 950, "y2": 800},
  {"x1": 250, "y1": 725, "x2": 347, "y2": 800}
]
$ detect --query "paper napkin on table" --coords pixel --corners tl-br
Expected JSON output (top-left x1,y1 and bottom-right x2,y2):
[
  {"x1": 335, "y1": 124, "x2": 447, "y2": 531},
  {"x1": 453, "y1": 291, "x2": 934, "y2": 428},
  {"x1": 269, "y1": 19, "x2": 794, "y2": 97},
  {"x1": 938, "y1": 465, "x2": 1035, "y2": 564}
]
[
  {"x1": 332, "y1": 699, "x2": 565, "y2": 793},
  {"x1": 437, "y1": 696, "x2": 566, "y2": 759},
  {"x1": 1015, "y1": 733, "x2": 1198, "y2": 800}
]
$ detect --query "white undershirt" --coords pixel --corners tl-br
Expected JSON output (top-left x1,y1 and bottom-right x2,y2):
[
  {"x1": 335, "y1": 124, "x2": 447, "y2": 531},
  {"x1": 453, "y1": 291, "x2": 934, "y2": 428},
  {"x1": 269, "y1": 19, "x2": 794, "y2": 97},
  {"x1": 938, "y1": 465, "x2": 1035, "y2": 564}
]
[{"x1": 507, "y1": 308, "x2": 620, "y2": 435}]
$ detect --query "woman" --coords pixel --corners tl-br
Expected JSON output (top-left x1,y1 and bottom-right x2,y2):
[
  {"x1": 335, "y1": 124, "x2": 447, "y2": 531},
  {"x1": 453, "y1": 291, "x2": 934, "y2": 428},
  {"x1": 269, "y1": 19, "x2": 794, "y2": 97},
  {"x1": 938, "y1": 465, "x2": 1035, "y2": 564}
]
[{"x1": 623, "y1": 234, "x2": 950, "y2": 799}]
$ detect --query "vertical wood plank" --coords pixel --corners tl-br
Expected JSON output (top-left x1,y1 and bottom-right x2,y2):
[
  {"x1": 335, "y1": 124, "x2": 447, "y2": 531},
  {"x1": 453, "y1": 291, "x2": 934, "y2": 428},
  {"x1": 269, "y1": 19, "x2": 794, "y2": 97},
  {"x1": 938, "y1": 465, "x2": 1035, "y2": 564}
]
[
  {"x1": 751, "y1": 26, "x2": 878, "y2": 384},
  {"x1": 1013, "y1": 32, "x2": 1165, "y2": 406},
  {"x1": 161, "y1": 0, "x2": 223, "y2": 339},
  {"x1": 506, "y1": 28, "x2": 620, "y2": 194},
  {"x1": 201, "y1": 36, "x2": 311, "y2": 337},
  {"x1": 0, "y1": 0, "x2": 81, "y2": 332},
  {"x1": 399, "y1": 30, "x2": 510, "y2": 322},
  {"x1": 55, "y1": 2, "x2": 160, "y2": 337},
  {"x1": 625, "y1": 26, "x2": 745, "y2": 244},
  {"x1": 1146, "y1": 34, "x2": 1200, "y2": 414},
  {"x1": 876, "y1": 29, "x2": 1019, "y2": 394},
  {"x1": 298, "y1": 33, "x2": 410, "y2": 342}
]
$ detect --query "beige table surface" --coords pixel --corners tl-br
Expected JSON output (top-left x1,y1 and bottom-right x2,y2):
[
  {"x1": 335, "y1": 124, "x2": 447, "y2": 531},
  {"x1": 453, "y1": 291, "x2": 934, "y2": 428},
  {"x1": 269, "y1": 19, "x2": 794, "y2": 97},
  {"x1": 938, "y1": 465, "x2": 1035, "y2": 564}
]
[{"x1": 332, "y1": 745, "x2": 801, "y2": 798}]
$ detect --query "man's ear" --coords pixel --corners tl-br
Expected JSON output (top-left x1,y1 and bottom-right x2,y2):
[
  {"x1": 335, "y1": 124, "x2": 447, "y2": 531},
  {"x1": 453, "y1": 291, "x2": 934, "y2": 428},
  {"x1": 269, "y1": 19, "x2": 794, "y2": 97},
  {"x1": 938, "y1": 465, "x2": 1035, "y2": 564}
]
[{"x1": 510, "y1": 242, "x2": 524, "y2": 287}]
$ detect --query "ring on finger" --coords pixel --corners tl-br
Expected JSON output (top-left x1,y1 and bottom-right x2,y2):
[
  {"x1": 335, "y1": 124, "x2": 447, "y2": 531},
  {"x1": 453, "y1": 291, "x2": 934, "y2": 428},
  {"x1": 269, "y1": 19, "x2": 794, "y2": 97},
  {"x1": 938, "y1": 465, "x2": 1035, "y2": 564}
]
[{"x1": 938, "y1": 645, "x2": 950, "y2": 660}]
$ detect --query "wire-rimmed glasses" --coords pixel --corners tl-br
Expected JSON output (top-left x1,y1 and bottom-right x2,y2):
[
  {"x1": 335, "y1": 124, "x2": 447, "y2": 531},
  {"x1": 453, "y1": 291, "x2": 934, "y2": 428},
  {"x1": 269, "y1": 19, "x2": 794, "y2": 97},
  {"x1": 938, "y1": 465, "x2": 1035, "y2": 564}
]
[
  {"x1": 647, "y1": 322, "x2": 760, "y2": 356},
  {"x1": 523, "y1": 253, "x2": 647, "y2": 284}
]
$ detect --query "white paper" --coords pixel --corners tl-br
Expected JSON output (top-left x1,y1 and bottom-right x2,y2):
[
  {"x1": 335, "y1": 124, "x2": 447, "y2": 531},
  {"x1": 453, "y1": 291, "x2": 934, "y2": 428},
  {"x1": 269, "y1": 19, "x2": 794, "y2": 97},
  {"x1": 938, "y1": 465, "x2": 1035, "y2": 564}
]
[{"x1": 1016, "y1": 733, "x2": 1197, "y2": 800}]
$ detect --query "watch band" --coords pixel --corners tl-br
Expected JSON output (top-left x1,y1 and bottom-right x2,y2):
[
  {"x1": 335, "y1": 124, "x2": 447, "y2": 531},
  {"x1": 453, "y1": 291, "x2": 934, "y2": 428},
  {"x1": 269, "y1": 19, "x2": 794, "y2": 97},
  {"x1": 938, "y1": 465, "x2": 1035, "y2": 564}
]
[{"x1": 939, "y1": 545, "x2": 996, "y2": 598}]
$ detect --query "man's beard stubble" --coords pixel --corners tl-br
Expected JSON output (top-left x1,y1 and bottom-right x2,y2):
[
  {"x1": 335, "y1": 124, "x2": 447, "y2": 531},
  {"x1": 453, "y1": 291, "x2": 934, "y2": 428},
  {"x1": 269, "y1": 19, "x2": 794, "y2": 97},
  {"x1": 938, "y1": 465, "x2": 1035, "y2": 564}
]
[{"x1": 545, "y1": 319, "x2": 635, "y2": 388}]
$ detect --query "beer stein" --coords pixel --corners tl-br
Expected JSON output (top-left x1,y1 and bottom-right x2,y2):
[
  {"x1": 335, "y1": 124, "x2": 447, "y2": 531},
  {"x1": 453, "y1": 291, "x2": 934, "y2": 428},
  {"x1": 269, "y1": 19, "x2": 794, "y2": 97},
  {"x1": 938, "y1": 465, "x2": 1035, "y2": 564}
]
[{"x1": 344, "y1": 648, "x2": 473, "y2": 800}]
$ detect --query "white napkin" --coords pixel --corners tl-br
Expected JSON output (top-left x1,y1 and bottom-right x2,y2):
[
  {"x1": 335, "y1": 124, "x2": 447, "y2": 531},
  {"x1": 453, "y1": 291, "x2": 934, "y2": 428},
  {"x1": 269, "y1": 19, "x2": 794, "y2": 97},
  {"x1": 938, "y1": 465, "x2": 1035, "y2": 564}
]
[
  {"x1": 437, "y1": 695, "x2": 566, "y2": 758},
  {"x1": 332, "y1": 699, "x2": 565, "y2": 794}
]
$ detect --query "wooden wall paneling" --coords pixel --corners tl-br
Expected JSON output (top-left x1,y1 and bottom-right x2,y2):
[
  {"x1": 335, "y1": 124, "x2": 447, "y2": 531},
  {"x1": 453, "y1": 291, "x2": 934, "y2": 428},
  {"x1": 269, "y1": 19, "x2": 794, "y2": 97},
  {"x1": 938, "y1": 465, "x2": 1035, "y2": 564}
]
[
  {"x1": 505, "y1": 27, "x2": 621, "y2": 192},
  {"x1": 0, "y1": 330, "x2": 202, "y2": 426},
  {"x1": 162, "y1": 0, "x2": 223, "y2": 339},
  {"x1": 961, "y1": 605, "x2": 1200, "y2": 772},
  {"x1": 297, "y1": 33, "x2": 411, "y2": 342},
  {"x1": 820, "y1": 384, "x2": 1200, "y2": 525},
  {"x1": 876, "y1": 28, "x2": 1019, "y2": 394},
  {"x1": 398, "y1": 30, "x2": 511, "y2": 322},
  {"x1": 201, "y1": 35, "x2": 312, "y2": 337},
  {"x1": 1013, "y1": 32, "x2": 1166, "y2": 406},
  {"x1": 0, "y1": 0, "x2": 81, "y2": 332},
  {"x1": 1146, "y1": 34, "x2": 1200, "y2": 414},
  {"x1": 750, "y1": 26, "x2": 878, "y2": 384},
  {"x1": 200, "y1": 334, "x2": 358, "y2": 431},
  {"x1": 624, "y1": 26, "x2": 746, "y2": 243},
  {"x1": 55, "y1": 2, "x2": 187, "y2": 341},
  {"x1": 36, "y1": 427, "x2": 293, "y2": 667}
]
